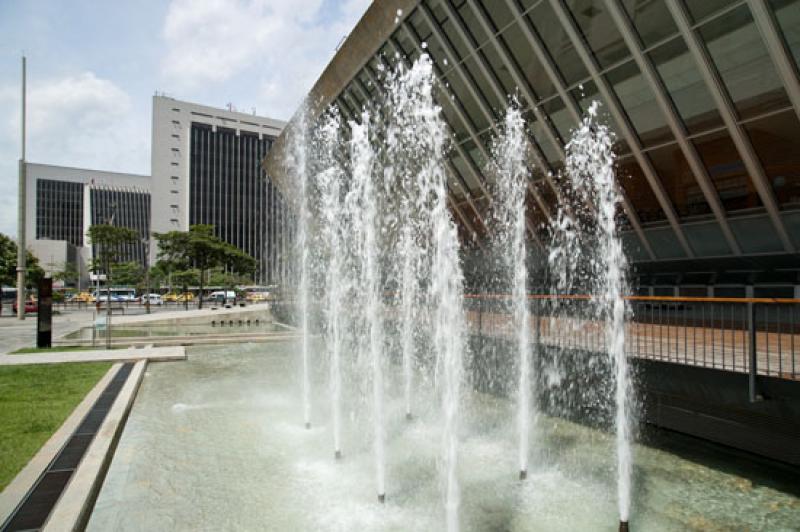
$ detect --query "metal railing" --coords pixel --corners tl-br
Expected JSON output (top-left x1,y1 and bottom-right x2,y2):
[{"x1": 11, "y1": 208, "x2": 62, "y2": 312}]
[{"x1": 465, "y1": 294, "x2": 800, "y2": 385}]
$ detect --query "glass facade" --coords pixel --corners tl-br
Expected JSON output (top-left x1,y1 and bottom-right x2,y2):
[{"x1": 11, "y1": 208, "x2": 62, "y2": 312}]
[
  {"x1": 322, "y1": 0, "x2": 800, "y2": 261},
  {"x1": 36, "y1": 179, "x2": 84, "y2": 246},
  {"x1": 188, "y1": 123, "x2": 288, "y2": 284},
  {"x1": 90, "y1": 186, "x2": 151, "y2": 267}
]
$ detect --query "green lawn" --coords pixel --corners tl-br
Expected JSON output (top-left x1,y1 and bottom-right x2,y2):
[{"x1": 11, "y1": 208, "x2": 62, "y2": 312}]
[{"x1": 0, "y1": 362, "x2": 112, "y2": 490}]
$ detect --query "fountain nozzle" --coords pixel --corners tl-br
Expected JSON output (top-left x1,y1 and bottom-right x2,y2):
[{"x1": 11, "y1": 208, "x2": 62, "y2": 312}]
[
  {"x1": 305, "y1": 422, "x2": 311, "y2": 430},
  {"x1": 335, "y1": 450, "x2": 342, "y2": 460},
  {"x1": 619, "y1": 521, "x2": 629, "y2": 532},
  {"x1": 519, "y1": 469, "x2": 527, "y2": 480},
  {"x1": 378, "y1": 493, "x2": 385, "y2": 504},
  {"x1": 405, "y1": 412, "x2": 413, "y2": 421}
]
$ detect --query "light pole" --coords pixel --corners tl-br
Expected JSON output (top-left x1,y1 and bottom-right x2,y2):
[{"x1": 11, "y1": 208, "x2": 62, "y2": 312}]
[
  {"x1": 143, "y1": 237, "x2": 151, "y2": 314},
  {"x1": 16, "y1": 56, "x2": 27, "y2": 320}
]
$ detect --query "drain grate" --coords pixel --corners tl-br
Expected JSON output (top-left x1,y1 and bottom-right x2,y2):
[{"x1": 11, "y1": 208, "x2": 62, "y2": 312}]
[{"x1": 1, "y1": 363, "x2": 133, "y2": 532}]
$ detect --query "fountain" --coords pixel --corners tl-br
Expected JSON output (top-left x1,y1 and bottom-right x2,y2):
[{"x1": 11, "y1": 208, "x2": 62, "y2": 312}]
[
  {"x1": 315, "y1": 108, "x2": 346, "y2": 459},
  {"x1": 87, "y1": 52, "x2": 800, "y2": 532},
  {"x1": 487, "y1": 99, "x2": 536, "y2": 481},
  {"x1": 286, "y1": 104, "x2": 313, "y2": 430},
  {"x1": 555, "y1": 101, "x2": 633, "y2": 529}
]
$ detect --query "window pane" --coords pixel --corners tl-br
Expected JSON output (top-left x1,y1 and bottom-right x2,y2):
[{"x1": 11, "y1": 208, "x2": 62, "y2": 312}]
[
  {"x1": 450, "y1": 151, "x2": 483, "y2": 195},
  {"x1": 440, "y1": 11, "x2": 471, "y2": 61},
  {"x1": 500, "y1": 22, "x2": 556, "y2": 100},
  {"x1": 693, "y1": 130, "x2": 763, "y2": 212},
  {"x1": 686, "y1": 0, "x2": 734, "y2": 23},
  {"x1": 606, "y1": 60, "x2": 672, "y2": 147},
  {"x1": 649, "y1": 37, "x2": 723, "y2": 133},
  {"x1": 408, "y1": 8, "x2": 432, "y2": 43},
  {"x1": 436, "y1": 85, "x2": 471, "y2": 143},
  {"x1": 770, "y1": 0, "x2": 800, "y2": 72},
  {"x1": 525, "y1": 109, "x2": 563, "y2": 164},
  {"x1": 444, "y1": 68, "x2": 491, "y2": 131},
  {"x1": 462, "y1": 55, "x2": 504, "y2": 118},
  {"x1": 617, "y1": 156, "x2": 667, "y2": 223},
  {"x1": 456, "y1": 1, "x2": 488, "y2": 48},
  {"x1": 481, "y1": 41, "x2": 516, "y2": 97},
  {"x1": 527, "y1": 1, "x2": 589, "y2": 85},
  {"x1": 744, "y1": 109, "x2": 800, "y2": 209},
  {"x1": 621, "y1": 0, "x2": 677, "y2": 47},
  {"x1": 477, "y1": 0, "x2": 514, "y2": 30},
  {"x1": 648, "y1": 143, "x2": 713, "y2": 218},
  {"x1": 699, "y1": 5, "x2": 790, "y2": 119},
  {"x1": 566, "y1": 0, "x2": 631, "y2": 68},
  {"x1": 542, "y1": 97, "x2": 575, "y2": 144}
]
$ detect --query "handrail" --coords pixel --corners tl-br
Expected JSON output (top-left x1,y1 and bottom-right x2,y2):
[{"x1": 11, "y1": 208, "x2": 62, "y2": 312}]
[{"x1": 463, "y1": 293, "x2": 800, "y2": 304}]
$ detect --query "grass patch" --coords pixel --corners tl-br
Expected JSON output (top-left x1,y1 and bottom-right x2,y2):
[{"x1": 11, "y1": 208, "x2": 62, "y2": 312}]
[
  {"x1": 0, "y1": 362, "x2": 112, "y2": 490},
  {"x1": 11, "y1": 345, "x2": 124, "y2": 354}
]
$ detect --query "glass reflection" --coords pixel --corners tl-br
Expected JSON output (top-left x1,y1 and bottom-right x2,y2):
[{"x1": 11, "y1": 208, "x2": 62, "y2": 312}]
[
  {"x1": 699, "y1": 5, "x2": 790, "y2": 119},
  {"x1": 693, "y1": 129, "x2": 763, "y2": 212},
  {"x1": 621, "y1": 0, "x2": 677, "y2": 47},
  {"x1": 744, "y1": 110, "x2": 800, "y2": 209},
  {"x1": 606, "y1": 60, "x2": 672, "y2": 147},
  {"x1": 566, "y1": 0, "x2": 630, "y2": 68},
  {"x1": 650, "y1": 37, "x2": 723, "y2": 133}
]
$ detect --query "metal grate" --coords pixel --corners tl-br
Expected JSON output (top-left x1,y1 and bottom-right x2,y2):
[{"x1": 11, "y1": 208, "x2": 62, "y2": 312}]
[{"x1": 1, "y1": 363, "x2": 133, "y2": 532}]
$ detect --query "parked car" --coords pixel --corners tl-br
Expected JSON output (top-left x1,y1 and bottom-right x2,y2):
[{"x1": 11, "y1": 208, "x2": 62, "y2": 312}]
[
  {"x1": 68, "y1": 291, "x2": 95, "y2": 303},
  {"x1": 141, "y1": 293, "x2": 164, "y2": 306},
  {"x1": 13, "y1": 298, "x2": 38, "y2": 314},
  {"x1": 176, "y1": 292, "x2": 195, "y2": 303},
  {"x1": 246, "y1": 291, "x2": 269, "y2": 302}
]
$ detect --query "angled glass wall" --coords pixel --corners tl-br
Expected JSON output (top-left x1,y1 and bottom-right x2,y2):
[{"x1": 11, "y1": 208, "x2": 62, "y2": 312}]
[{"x1": 324, "y1": 0, "x2": 800, "y2": 261}]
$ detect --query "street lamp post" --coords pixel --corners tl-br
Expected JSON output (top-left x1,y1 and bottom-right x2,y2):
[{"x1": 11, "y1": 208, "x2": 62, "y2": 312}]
[{"x1": 143, "y1": 238, "x2": 151, "y2": 314}]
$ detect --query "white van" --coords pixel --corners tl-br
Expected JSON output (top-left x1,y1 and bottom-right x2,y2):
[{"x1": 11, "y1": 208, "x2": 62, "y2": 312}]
[{"x1": 209, "y1": 290, "x2": 236, "y2": 305}]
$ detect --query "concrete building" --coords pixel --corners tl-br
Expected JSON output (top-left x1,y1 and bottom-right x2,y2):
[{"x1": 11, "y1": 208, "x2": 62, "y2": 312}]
[
  {"x1": 150, "y1": 96, "x2": 289, "y2": 285},
  {"x1": 265, "y1": 0, "x2": 800, "y2": 298},
  {"x1": 25, "y1": 162, "x2": 151, "y2": 288},
  {"x1": 21, "y1": 97, "x2": 289, "y2": 290}
]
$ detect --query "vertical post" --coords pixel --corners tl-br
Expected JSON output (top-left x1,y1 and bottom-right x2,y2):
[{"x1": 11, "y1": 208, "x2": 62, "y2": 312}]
[
  {"x1": 37, "y1": 278, "x2": 52, "y2": 348},
  {"x1": 144, "y1": 239, "x2": 151, "y2": 314},
  {"x1": 16, "y1": 56, "x2": 27, "y2": 320},
  {"x1": 748, "y1": 302, "x2": 758, "y2": 402}
]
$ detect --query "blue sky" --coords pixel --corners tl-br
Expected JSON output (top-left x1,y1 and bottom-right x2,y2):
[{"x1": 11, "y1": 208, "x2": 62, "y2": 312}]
[{"x1": 0, "y1": 0, "x2": 370, "y2": 236}]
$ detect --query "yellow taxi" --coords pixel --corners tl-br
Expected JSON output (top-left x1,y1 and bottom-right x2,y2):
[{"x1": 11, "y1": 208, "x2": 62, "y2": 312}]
[
  {"x1": 70, "y1": 291, "x2": 95, "y2": 303},
  {"x1": 246, "y1": 291, "x2": 269, "y2": 302}
]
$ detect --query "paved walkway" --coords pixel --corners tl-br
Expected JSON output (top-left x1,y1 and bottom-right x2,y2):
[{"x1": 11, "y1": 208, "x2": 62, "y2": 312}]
[
  {"x1": 467, "y1": 310, "x2": 800, "y2": 380},
  {"x1": 0, "y1": 309, "x2": 96, "y2": 355},
  {"x1": 0, "y1": 346, "x2": 185, "y2": 365}
]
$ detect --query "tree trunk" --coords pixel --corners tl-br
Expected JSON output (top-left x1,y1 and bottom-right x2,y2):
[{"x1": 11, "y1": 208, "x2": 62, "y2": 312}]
[{"x1": 198, "y1": 268, "x2": 205, "y2": 310}]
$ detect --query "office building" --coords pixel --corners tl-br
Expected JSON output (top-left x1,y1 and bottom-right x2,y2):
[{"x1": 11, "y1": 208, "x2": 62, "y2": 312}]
[
  {"x1": 25, "y1": 162, "x2": 151, "y2": 287},
  {"x1": 150, "y1": 96, "x2": 289, "y2": 285}
]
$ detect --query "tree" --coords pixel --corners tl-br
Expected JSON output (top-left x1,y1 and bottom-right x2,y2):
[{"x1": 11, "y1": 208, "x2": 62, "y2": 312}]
[
  {"x1": 50, "y1": 260, "x2": 79, "y2": 288},
  {"x1": 87, "y1": 225, "x2": 139, "y2": 281},
  {"x1": 154, "y1": 224, "x2": 256, "y2": 309},
  {"x1": 111, "y1": 261, "x2": 144, "y2": 287},
  {"x1": 0, "y1": 232, "x2": 45, "y2": 287}
]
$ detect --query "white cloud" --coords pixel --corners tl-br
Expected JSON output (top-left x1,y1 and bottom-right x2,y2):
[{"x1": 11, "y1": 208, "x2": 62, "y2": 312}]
[
  {"x1": 160, "y1": 0, "x2": 371, "y2": 119},
  {"x1": 0, "y1": 72, "x2": 150, "y2": 236}
]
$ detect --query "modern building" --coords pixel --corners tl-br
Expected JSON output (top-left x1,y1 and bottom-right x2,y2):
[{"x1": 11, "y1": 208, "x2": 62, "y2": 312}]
[
  {"x1": 21, "y1": 97, "x2": 290, "y2": 289},
  {"x1": 24, "y1": 162, "x2": 151, "y2": 288},
  {"x1": 264, "y1": 0, "x2": 800, "y2": 298},
  {"x1": 150, "y1": 96, "x2": 289, "y2": 285}
]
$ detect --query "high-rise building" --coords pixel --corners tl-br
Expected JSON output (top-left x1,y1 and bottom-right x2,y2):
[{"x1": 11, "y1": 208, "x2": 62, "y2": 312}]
[
  {"x1": 150, "y1": 96, "x2": 289, "y2": 285},
  {"x1": 265, "y1": 0, "x2": 800, "y2": 297},
  {"x1": 24, "y1": 162, "x2": 151, "y2": 287}
]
